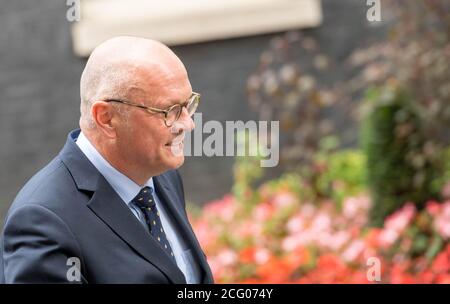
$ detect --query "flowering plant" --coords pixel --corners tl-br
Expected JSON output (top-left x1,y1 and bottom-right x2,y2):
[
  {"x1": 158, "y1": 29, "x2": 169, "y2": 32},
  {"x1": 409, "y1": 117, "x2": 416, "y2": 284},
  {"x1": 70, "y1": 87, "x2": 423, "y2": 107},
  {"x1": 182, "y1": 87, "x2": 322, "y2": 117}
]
[{"x1": 190, "y1": 174, "x2": 450, "y2": 284}]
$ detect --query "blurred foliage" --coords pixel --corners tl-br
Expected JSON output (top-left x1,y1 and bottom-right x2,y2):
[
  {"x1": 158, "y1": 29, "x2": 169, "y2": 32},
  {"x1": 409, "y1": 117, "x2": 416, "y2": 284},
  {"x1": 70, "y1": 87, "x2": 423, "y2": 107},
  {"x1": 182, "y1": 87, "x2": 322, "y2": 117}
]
[
  {"x1": 232, "y1": 130, "x2": 266, "y2": 211},
  {"x1": 246, "y1": 31, "x2": 350, "y2": 181},
  {"x1": 188, "y1": 0, "x2": 450, "y2": 284},
  {"x1": 232, "y1": 140, "x2": 367, "y2": 213},
  {"x1": 349, "y1": 1, "x2": 450, "y2": 145},
  {"x1": 435, "y1": 147, "x2": 450, "y2": 194},
  {"x1": 191, "y1": 168, "x2": 450, "y2": 283},
  {"x1": 350, "y1": 0, "x2": 450, "y2": 222},
  {"x1": 361, "y1": 83, "x2": 441, "y2": 226},
  {"x1": 314, "y1": 149, "x2": 367, "y2": 209},
  {"x1": 246, "y1": 0, "x2": 450, "y2": 224}
]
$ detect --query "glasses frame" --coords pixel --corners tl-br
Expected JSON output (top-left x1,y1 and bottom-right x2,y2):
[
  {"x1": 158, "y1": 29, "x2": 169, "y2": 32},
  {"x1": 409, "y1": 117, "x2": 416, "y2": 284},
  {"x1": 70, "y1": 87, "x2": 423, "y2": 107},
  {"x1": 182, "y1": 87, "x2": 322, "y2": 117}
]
[{"x1": 104, "y1": 92, "x2": 200, "y2": 127}]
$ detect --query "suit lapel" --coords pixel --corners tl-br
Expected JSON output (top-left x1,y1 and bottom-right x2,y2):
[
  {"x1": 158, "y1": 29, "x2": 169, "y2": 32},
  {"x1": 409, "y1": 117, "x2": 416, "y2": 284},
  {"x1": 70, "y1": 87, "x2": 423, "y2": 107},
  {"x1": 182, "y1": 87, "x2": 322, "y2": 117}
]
[
  {"x1": 60, "y1": 130, "x2": 186, "y2": 284},
  {"x1": 87, "y1": 176, "x2": 187, "y2": 284},
  {"x1": 154, "y1": 175, "x2": 215, "y2": 284}
]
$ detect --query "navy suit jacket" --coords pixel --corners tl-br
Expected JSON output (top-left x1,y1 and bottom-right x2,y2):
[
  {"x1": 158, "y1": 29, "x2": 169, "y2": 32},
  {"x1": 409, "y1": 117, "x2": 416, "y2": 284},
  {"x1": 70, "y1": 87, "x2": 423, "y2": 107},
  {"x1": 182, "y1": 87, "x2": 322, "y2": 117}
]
[{"x1": 0, "y1": 129, "x2": 214, "y2": 284}]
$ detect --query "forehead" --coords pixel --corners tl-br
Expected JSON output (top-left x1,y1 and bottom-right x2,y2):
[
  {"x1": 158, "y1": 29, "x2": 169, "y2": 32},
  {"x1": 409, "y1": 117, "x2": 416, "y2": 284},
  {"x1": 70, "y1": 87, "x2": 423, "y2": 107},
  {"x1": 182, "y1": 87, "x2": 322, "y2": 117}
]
[
  {"x1": 145, "y1": 74, "x2": 192, "y2": 108},
  {"x1": 126, "y1": 58, "x2": 192, "y2": 108}
]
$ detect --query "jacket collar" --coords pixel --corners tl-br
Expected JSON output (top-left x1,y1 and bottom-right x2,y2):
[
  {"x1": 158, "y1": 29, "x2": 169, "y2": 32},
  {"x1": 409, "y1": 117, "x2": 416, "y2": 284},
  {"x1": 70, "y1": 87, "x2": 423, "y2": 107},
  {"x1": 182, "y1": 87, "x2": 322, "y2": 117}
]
[{"x1": 59, "y1": 129, "x2": 188, "y2": 284}]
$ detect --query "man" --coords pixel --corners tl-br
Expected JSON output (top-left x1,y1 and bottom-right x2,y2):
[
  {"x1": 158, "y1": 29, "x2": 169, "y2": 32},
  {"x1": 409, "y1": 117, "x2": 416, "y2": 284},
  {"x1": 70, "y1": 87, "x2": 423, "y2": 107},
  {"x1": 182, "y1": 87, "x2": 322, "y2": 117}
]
[{"x1": 0, "y1": 36, "x2": 214, "y2": 284}]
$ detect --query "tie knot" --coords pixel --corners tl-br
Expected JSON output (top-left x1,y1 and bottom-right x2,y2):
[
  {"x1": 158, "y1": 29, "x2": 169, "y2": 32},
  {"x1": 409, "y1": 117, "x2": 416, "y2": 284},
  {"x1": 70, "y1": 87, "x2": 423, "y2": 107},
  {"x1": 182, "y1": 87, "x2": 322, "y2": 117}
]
[{"x1": 132, "y1": 186, "x2": 155, "y2": 209}]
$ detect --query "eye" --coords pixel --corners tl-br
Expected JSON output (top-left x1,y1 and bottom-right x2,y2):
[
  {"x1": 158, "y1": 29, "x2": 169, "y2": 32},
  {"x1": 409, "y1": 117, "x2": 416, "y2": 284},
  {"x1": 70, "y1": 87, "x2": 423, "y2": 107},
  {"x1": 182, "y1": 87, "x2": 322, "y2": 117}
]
[{"x1": 166, "y1": 105, "x2": 182, "y2": 126}]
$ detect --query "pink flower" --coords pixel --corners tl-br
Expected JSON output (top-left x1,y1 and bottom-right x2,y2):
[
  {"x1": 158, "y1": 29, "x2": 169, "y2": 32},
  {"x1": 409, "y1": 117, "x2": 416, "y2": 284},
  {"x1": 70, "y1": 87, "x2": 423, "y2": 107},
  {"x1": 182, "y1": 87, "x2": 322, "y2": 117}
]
[
  {"x1": 342, "y1": 240, "x2": 365, "y2": 262},
  {"x1": 425, "y1": 201, "x2": 441, "y2": 216},
  {"x1": 311, "y1": 213, "x2": 331, "y2": 232},
  {"x1": 435, "y1": 219, "x2": 450, "y2": 239},
  {"x1": 301, "y1": 203, "x2": 316, "y2": 219},
  {"x1": 343, "y1": 197, "x2": 360, "y2": 218},
  {"x1": 434, "y1": 201, "x2": 450, "y2": 239},
  {"x1": 286, "y1": 214, "x2": 304, "y2": 234},
  {"x1": 343, "y1": 196, "x2": 371, "y2": 218},
  {"x1": 233, "y1": 222, "x2": 262, "y2": 239},
  {"x1": 216, "y1": 249, "x2": 238, "y2": 266},
  {"x1": 282, "y1": 235, "x2": 298, "y2": 252},
  {"x1": 254, "y1": 248, "x2": 271, "y2": 265},
  {"x1": 273, "y1": 191, "x2": 297, "y2": 208},
  {"x1": 193, "y1": 219, "x2": 219, "y2": 249},
  {"x1": 384, "y1": 203, "x2": 416, "y2": 233},
  {"x1": 239, "y1": 247, "x2": 272, "y2": 265},
  {"x1": 283, "y1": 230, "x2": 316, "y2": 249},
  {"x1": 378, "y1": 229, "x2": 399, "y2": 248},
  {"x1": 195, "y1": 183, "x2": 450, "y2": 283},
  {"x1": 253, "y1": 202, "x2": 274, "y2": 221},
  {"x1": 327, "y1": 231, "x2": 351, "y2": 251},
  {"x1": 204, "y1": 195, "x2": 237, "y2": 222}
]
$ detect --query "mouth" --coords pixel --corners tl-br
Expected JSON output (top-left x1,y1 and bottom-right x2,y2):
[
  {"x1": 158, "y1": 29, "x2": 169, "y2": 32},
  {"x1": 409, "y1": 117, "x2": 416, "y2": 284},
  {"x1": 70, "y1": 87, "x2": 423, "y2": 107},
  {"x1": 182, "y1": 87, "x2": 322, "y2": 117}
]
[
  {"x1": 165, "y1": 135, "x2": 185, "y2": 147},
  {"x1": 165, "y1": 141, "x2": 183, "y2": 148},
  {"x1": 165, "y1": 136, "x2": 185, "y2": 157}
]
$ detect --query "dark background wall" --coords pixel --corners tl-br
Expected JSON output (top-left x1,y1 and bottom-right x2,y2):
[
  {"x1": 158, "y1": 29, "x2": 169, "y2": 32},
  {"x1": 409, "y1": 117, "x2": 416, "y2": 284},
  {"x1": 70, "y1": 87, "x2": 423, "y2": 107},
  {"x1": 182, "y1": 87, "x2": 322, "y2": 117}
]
[{"x1": 0, "y1": 0, "x2": 386, "y2": 225}]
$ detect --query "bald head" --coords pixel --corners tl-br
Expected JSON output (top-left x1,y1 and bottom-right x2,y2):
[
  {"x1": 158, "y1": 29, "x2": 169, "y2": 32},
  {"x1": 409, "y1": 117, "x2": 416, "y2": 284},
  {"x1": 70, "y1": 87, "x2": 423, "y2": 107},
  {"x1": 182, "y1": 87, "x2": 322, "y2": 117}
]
[{"x1": 79, "y1": 36, "x2": 188, "y2": 129}]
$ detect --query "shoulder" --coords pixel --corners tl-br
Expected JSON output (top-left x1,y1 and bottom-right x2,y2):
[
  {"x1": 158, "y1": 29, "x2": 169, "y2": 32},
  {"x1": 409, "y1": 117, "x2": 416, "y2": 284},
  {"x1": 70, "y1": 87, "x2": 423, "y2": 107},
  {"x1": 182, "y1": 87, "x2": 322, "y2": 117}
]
[
  {"x1": 6, "y1": 155, "x2": 79, "y2": 219},
  {"x1": 158, "y1": 169, "x2": 186, "y2": 204}
]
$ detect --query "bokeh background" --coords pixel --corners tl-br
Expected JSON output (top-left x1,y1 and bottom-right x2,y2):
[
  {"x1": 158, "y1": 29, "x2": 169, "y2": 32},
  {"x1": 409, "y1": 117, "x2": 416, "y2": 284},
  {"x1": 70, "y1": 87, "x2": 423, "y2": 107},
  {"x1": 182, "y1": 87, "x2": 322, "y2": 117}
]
[{"x1": 0, "y1": 0, "x2": 449, "y2": 283}]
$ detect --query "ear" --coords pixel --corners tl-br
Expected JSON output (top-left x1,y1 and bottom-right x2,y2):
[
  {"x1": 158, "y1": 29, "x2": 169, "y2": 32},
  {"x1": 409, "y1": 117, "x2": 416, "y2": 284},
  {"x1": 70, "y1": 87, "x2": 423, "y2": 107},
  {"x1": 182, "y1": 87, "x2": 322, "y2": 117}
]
[{"x1": 91, "y1": 101, "x2": 118, "y2": 138}]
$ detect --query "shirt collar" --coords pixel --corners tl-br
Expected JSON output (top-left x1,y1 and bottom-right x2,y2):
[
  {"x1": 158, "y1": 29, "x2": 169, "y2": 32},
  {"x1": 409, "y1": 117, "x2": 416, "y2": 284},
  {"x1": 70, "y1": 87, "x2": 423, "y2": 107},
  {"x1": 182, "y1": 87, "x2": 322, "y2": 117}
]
[{"x1": 75, "y1": 131, "x2": 154, "y2": 204}]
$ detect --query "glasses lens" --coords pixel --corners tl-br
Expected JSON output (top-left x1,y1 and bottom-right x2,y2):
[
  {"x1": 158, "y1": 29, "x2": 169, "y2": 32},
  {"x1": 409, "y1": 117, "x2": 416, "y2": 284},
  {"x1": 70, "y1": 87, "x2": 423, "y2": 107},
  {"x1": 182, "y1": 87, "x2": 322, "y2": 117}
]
[
  {"x1": 166, "y1": 104, "x2": 182, "y2": 126},
  {"x1": 187, "y1": 94, "x2": 200, "y2": 116}
]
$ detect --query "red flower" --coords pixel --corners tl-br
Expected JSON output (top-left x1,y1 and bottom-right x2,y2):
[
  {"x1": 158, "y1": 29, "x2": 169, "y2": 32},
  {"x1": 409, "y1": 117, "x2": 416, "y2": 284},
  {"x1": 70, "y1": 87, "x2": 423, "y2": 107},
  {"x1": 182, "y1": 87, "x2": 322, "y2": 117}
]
[
  {"x1": 431, "y1": 248, "x2": 450, "y2": 274},
  {"x1": 285, "y1": 246, "x2": 310, "y2": 269},
  {"x1": 365, "y1": 228, "x2": 382, "y2": 248},
  {"x1": 425, "y1": 201, "x2": 441, "y2": 216},
  {"x1": 256, "y1": 256, "x2": 292, "y2": 283},
  {"x1": 239, "y1": 247, "x2": 257, "y2": 264},
  {"x1": 435, "y1": 274, "x2": 450, "y2": 284}
]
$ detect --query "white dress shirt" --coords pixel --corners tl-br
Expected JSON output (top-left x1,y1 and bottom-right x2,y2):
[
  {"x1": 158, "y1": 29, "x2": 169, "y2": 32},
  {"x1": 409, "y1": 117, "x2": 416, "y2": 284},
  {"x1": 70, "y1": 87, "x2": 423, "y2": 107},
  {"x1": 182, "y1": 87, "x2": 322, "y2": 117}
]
[{"x1": 76, "y1": 131, "x2": 200, "y2": 283}]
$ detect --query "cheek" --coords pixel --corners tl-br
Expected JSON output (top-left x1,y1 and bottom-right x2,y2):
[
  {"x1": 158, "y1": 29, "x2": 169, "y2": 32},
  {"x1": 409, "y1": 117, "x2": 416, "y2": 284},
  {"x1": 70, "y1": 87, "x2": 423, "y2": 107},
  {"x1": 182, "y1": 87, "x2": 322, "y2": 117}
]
[
  {"x1": 140, "y1": 136, "x2": 162, "y2": 157},
  {"x1": 141, "y1": 126, "x2": 170, "y2": 156},
  {"x1": 130, "y1": 117, "x2": 178, "y2": 160}
]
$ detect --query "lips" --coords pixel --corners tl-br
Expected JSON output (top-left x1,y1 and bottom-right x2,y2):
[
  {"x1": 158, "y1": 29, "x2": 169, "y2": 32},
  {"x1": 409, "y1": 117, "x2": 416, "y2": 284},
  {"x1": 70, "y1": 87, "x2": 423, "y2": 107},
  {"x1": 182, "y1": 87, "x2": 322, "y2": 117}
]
[
  {"x1": 165, "y1": 135, "x2": 185, "y2": 146},
  {"x1": 166, "y1": 135, "x2": 185, "y2": 157},
  {"x1": 166, "y1": 141, "x2": 183, "y2": 147}
]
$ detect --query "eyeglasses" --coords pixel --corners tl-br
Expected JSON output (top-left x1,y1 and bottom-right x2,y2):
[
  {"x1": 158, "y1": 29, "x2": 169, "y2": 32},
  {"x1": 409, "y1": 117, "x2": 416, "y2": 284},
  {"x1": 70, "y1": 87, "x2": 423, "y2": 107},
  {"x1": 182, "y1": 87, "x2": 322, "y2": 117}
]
[{"x1": 104, "y1": 92, "x2": 200, "y2": 127}]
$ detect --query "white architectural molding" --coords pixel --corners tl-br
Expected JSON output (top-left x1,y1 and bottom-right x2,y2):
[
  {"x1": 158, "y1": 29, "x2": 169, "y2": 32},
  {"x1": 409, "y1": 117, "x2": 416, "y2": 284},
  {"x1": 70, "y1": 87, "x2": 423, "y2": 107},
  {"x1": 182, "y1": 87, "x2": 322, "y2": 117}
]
[{"x1": 71, "y1": 0, "x2": 322, "y2": 56}]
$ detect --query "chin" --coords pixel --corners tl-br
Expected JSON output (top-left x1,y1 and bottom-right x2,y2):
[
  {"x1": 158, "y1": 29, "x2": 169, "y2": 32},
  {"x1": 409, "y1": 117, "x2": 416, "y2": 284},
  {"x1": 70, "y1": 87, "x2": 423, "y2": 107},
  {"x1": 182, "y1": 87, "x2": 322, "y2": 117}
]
[
  {"x1": 163, "y1": 143, "x2": 185, "y2": 169},
  {"x1": 160, "y1": 154, "x2": 185, "y2": 171},
  {"x1": 170, "y1": 155, "x2": 185, "y2": 169}
]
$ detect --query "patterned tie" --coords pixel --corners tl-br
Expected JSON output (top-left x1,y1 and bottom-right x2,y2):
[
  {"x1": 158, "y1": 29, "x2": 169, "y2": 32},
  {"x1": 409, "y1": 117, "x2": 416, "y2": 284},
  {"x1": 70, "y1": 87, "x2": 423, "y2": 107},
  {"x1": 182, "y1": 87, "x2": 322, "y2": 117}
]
[{"x1": 132, "y1": 186, "x2": 176, "y2": 264}]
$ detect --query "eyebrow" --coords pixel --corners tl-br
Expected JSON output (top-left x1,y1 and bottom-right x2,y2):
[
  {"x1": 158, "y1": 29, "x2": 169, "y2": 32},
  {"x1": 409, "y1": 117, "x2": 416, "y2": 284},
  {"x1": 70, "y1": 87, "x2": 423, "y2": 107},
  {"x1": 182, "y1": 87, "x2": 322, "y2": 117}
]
[{"x1": 164, "y1": 94, "x2": 192, "y2": 107}]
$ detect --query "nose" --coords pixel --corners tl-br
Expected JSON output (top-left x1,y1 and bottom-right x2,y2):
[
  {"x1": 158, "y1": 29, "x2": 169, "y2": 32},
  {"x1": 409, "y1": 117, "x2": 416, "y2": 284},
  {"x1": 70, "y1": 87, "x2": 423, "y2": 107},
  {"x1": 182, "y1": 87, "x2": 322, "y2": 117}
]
[
  {"x1": 179, "y1": 107, "x2": 195, "y2": 131},
  {"x1": 169, "y1": 108, "x2": 195, "y2": 135}
]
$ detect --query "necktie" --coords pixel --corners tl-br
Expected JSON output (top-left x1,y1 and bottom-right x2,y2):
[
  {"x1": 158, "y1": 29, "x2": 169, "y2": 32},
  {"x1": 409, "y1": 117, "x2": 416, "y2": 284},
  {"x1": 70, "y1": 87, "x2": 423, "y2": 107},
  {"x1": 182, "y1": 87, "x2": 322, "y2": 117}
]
[{"x1": 132, "y1": 186, "x2": 177, "y2": 264}]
